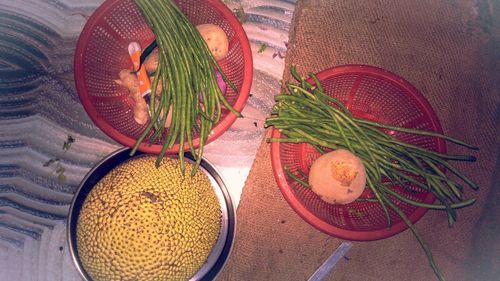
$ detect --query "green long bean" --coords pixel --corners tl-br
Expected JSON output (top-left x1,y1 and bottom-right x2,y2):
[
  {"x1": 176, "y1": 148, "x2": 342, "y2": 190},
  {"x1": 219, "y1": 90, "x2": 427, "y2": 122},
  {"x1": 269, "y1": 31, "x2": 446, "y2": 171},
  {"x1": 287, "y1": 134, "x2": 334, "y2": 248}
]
[{"x1": 134, "y1": 0, "x2": 241, "y2": 174}]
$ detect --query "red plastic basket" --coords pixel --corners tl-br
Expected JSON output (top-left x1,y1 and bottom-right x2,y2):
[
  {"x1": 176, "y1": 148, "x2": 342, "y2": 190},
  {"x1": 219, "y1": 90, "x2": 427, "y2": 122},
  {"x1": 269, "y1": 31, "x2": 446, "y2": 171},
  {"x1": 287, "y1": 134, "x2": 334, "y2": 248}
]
[
  {"x1": 271, "y1": 65, "x2": 446, "y2": 241},
  {"x1": 74, "y1": 0, "x2": 252, "y2": 153}
]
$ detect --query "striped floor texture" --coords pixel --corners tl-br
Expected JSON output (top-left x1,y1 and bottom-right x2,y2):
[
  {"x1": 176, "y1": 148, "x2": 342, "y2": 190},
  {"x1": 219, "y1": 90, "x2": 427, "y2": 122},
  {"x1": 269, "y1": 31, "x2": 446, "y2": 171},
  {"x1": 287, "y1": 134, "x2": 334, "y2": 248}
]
[{"x1": 0, "y1": 0, "x2": 296, "y2": 279}]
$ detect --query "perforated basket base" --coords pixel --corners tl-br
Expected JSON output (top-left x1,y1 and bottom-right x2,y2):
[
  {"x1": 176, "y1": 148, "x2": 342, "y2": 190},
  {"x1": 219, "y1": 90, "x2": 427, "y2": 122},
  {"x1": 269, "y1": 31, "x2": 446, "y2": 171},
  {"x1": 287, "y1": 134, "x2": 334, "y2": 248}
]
[{"x1": 271, "y1": 65, "x2": 446, "y2": 241}]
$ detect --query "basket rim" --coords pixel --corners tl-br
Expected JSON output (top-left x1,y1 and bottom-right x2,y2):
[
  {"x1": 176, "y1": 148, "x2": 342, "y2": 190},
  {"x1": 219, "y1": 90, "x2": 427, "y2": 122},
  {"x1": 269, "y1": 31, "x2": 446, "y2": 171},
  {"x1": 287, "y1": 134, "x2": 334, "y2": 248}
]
[
  {"x1": 74, "y1": 0, "x2": 253, "y2": 154},
  {"x1": 270, "y1": 64, "x2": 447, "y2": 241}
]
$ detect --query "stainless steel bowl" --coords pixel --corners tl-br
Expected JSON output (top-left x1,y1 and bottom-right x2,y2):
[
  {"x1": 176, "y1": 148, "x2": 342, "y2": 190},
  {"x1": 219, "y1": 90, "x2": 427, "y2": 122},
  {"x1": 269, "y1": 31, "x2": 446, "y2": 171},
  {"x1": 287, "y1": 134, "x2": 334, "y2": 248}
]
[{"x1": 67, "y1": 148, "x2": 236, "y2": 281}]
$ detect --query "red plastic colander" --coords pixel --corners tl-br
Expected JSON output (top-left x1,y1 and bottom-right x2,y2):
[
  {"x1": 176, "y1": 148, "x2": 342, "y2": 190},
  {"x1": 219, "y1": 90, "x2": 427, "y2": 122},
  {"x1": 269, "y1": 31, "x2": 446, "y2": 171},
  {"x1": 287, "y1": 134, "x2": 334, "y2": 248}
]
[
  {"x1": 74, "y1": 0, "x2": 252, "y2": 153},
  {"x1": 271, "y1": 65, "x2": 446, "y2": 241}
]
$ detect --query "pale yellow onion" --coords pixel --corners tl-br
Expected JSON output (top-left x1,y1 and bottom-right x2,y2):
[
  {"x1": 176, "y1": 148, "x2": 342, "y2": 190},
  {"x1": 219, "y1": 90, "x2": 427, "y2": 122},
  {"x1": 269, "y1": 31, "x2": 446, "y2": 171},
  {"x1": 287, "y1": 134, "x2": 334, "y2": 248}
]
[{"x1": 308, "y1": 149, "x2": 367, "y2": 204}]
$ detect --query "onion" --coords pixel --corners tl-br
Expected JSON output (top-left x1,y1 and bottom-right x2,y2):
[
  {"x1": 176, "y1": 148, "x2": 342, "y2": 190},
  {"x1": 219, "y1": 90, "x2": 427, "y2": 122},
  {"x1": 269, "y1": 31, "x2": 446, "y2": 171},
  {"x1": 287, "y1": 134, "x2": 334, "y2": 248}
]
[{"x1": 308, "y1": 149, "x2": 366, "y2": 205}]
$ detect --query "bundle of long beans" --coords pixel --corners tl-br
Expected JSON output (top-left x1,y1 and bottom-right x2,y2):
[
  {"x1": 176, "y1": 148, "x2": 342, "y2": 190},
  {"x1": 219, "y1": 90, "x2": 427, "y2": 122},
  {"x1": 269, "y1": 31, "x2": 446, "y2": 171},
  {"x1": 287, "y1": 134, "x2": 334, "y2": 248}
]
[
  {"x1": 133, "y1": 0, "x2": 240, "y2": 174},
  {"x1": 265, "y1": 65, "x2": 479, "y2": 281}
]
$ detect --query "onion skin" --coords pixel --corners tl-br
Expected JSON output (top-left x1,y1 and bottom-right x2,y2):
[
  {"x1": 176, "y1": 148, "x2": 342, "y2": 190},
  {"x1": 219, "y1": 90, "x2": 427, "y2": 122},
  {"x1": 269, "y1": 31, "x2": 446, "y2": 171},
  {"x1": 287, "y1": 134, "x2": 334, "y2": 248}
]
[{"x1": 308, "y1": 149, "x2": 367, "y2": 205}]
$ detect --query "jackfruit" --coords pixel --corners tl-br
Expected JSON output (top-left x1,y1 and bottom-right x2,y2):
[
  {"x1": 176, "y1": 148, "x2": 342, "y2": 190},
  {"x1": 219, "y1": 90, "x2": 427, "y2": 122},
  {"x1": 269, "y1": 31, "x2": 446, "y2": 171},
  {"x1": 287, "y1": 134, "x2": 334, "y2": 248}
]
[{"x1": 76, "y1": 155, "x2": 221, "y2": 281}]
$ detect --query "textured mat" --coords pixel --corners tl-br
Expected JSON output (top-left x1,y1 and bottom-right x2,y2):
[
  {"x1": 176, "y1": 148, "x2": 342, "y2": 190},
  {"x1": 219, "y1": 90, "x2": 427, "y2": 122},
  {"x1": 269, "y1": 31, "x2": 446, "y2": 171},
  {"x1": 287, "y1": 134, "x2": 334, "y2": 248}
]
[{"x1": 218, "y1": 0, "x2": 499, "y2": 280}]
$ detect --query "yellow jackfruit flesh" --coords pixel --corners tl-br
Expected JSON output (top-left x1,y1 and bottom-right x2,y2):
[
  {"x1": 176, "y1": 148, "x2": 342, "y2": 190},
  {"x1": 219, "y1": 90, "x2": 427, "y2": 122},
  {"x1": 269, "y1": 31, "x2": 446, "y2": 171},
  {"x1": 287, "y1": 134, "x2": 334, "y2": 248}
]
[{"x1": 76, "y1": 155, "x2": 221, "y2": 281}]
